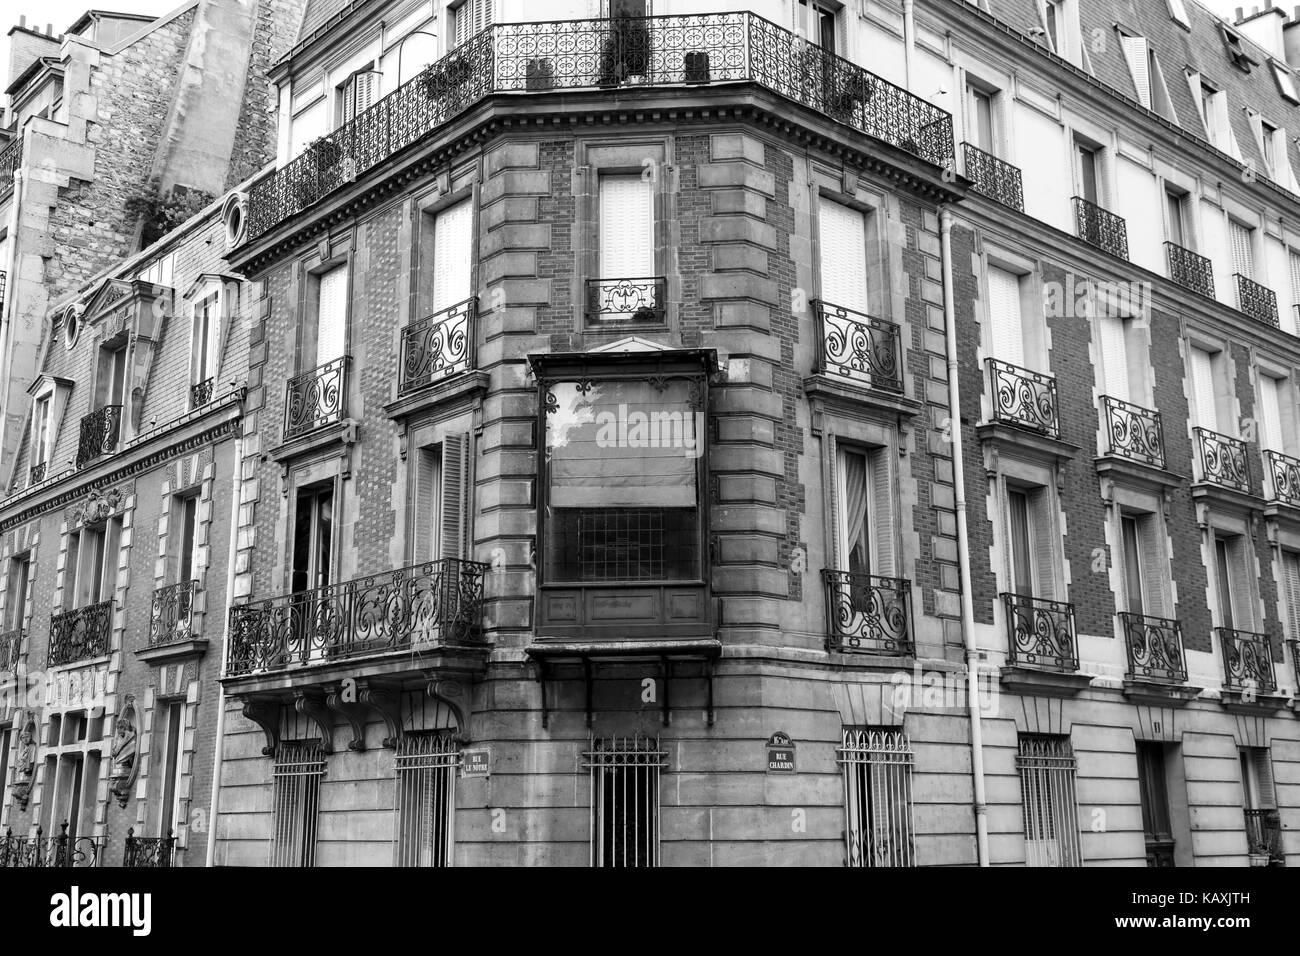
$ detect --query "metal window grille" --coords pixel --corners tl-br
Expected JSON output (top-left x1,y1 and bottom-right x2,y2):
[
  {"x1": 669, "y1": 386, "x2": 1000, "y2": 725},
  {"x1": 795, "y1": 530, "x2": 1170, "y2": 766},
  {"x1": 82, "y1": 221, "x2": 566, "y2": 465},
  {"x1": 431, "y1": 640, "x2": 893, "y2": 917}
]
[
  {"x1": 271, "y1": 742, "x2": 325, "y2": 867},
  {"x1": 1016, "y1": 734, "x2": 1083, "y2": 867},
  {"x1": 838, "y1": 728, "x2": 915, "y2": 867},
  {"x1": 393, "y1": 733, "x2": 459, "y2": 867},
  {"x1": 584, "y1": 735, "x2": 665, "y2": 867}
]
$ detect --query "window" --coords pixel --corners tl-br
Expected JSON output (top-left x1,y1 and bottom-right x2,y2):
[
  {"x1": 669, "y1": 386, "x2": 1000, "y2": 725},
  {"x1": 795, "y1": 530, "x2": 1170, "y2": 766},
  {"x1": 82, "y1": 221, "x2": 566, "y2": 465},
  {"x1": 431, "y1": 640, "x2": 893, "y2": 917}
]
[
  {"x1": 1017, "y1": 735, "x2": 1082, "y2": 867},
  {"x1": 192, "y1": 293, "x2": 220, "y2": 405},
  {"x1": 1230, "y1": 220, "x2": 1256, "y2": 283},
  {"x1": 839, "y1": 728, "x2": 915, "y2": 867},
  {"x1": 309, "y1": 263, "x2": 348, "y2": 372},
  {"x1": 1188, "y1": 345, "x2": 1227, "y2": 432},
  {"x1": 585, "y1": 734, "x2": 664, "y2": 868},
  {"x1": 424, "y1": 199, "x2": 473, "y2": 315},
  {"x1": 100, "y1": 343, "x2": 128, "y2": 410},
  {"x1": 0, "y1": 725, "x2": 9, "y2": 807},
  {"x1": 1119, "y1": 33, "x2": 1176, "y2": 120},
  {"x1": 1041, "y1": 0, "x2": 1061, "y2": 52},
  {"x1": 967, "y1": 83, "x2": 995, "y2": 154},
  {"x1": 1006, "y1": 485, "x2": 1056, "y2": 600},
  {"x1": 1260, "y1": 119, "x2": 1279, "y2": 174},
  {"x1": 31, "y1": 394, "x2": 52, "y2": 479},
  {"x1": 1097, "y1": 313, "x2": 1139, "y2": 403},
  {"x1": 289, "y1": 81, "x2": 326, "y2": 160},
  {"x1": 291, "y1": 483, "x2": 335, "y2": 597},
  {"x1": 818, "y1": 198, "x2": 870, "y2": 314},
  {"x1": 1165, "y1": 189, "x2": 1189, "y2": 248},
  {"x1": 412, "y1": 435, "x2": 468, "y2": 562},
  {"x1": 1075, "y1": 137, "x2": 1100, "y2": 205},
  {"x1": 796, "y1": 0, "x2": 838, "y2": 51},
  {"x1": 154, "y1": 701, "x2": 184, "y2": 840},
  {"x1": 1221, "y1": 26, "x2": 1254, "y2": 72},
  {"x1": 1257, "y1": 374, "x2": 1291, "y2": 454},
  {"x1": 1273, "y1": 61, "x2": 1300, "y2": 104},
  {"x1": 66, "y1": 517, "x2": 121, "y2": 610},
  {"x1": 1239, "y1": 748, "x2": 1282, "y2": 864},
  {"x1": 1213, "y1": 532, "x2": 1254, "y2": 631},
  {"x1": 1119, "y1": 513, "x2": 1167, "y2": 618},
  {"x1": 174, "y1": 494, "x2": 199, "y2": 586},
  {"x1": 39, "y1": 709, "x2": 103, "y2": 867},
  {"x1": 834, "y1": 445, "x2": 893, "y2": 580},
  {"x1": 450, "y1": 0, "x2": 492, "y2": 48},
  {"x1": 595, "y1": 174, "x2": 657, "y2": 323},
  {"x1": 5, "y1": 554, "x2": 31, "y2": 632},
  {"x1": 1282, "y1": 550, "x2": 1300, "y2": 642},
  {"x1": 337, "y1": 67, "x2": 378, "y2": 125},
  {"x1": 1192, "y1": 79, "x2": 1242, "y2": 158},
  {"x1": 137, "y1": 252, "x2": 175, "y2": 289},
  {"x1": 394, "y1": 733, "x2": 458, "y2": 867},
  {"x1": 270, "y1": 741, "x2": 325, "y2": 867},
  {"x1": 1166, "y1": 0, "x2": 1189, "y2": 29},
  {"x1": 1136, "y1": 742, "x2": 1176, "y2": 866},
  {"x1": 985, "y1": 265, "x2": 1026, "y2": 367},
  {"x1": 1289, "y1": 249, "x2": 1300, "y2": 326}
]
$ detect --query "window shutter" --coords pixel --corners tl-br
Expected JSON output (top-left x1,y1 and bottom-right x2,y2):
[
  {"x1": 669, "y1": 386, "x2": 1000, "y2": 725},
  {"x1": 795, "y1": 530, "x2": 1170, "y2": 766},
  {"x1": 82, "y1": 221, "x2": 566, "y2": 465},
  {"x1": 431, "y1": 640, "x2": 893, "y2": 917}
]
[
  {"x1": 1030, "y1": 488, "x2": 1056, "y2": 600},
  {"x1": 316, "y1": 265, "x2": 348, "y2": 367},
  {"x1": 1227, "y1": 538, "x2": 1255, "y2": 631},
  {"x1": 1289, "y1": 251, "x2": 1300, "y2": 323},
  {"x1": 599, "y1": 174, "x2": 655, "y2": 281},
  {"x1": 986, "y1": 265, "x2": 1025, "y2": 367},
  {"x1": 1259, "y1": 375, "x2": 1284, "y2": 451},
  {"x1": 1230, "y1": 221, "x2": 1255, "y2": 278},
  {"x1": 439, "y1": 433, "x2": 469, "y2": 561},
  {"x1": 414, "y1": 447, "x2": 440, "y2": 563},
  {"x1": 1190, "y1": 347, "x2": 1218, "y2": 431},
  {"x1": 818, "y1": 199, "x2": 869, "y2": 313},
  {"x1": 1008, "y1": 489, "x2": 1034, "y2": 597},
  {"x1": 1252, "y1": 750, "x2": 1277, "y2": 808},
  {"x1": 1097, "y1": 315, "x2": 1129, "y2": 401},
  {"x1": 1137, "y1": 515, "x2": 1167, "y2": 618},
  {"x1": 432, "y1": 200, "x2": 474, "y2": 312},
  {"x1": 1121, "y1": 36, "x2": 1152, "y2": 108},
  {"x1": 868, "y1": 448, "x2": 894, "y2": 577},
  {"x1": 1284, "y1": 552, "x2": 1300, "y2": 640}
]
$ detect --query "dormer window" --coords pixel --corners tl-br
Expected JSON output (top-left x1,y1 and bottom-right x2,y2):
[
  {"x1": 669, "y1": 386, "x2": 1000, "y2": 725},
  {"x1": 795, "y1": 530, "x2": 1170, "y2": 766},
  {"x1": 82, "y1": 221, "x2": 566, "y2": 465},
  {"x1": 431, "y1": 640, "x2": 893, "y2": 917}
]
[
  {"x1": 192, "y1": 293, "x2": 221, "y2": 408},
  {"x1": 1222, "y1": 26, "x2": 1254, "y2": 72},
  {"x1": 1274, "y1": 61, "x2": 1300, "y2": 104}
]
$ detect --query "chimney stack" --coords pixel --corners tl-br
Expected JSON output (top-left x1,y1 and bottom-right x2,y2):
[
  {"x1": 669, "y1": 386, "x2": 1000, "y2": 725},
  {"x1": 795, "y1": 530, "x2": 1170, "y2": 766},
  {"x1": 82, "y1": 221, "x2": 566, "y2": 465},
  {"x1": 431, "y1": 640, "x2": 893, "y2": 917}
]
[{"x1": 1237, "y1": 2, "x2": 1289, "y2": 60}]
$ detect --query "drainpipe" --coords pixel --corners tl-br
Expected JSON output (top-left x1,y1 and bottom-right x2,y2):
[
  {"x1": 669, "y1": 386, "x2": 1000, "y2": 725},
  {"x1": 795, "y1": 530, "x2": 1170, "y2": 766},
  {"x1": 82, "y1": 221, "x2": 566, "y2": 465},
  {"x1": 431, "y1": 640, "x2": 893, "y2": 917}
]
[
  {"x1": 940, "y1": 206, "x2": 989, "y2": 867},
  {"x1": 902, "y1": 0, "x2": 916, "y2": 91},
  {"x1": 206, "y1": 421, "x2": 243, "y2": 868}
]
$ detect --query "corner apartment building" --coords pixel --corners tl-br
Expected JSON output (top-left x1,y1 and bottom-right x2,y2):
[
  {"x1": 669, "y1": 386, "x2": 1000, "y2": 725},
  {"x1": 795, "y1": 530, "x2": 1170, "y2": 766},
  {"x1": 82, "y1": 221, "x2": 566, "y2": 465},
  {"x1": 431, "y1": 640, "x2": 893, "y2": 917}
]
[{"x1": 105, "y1": 0, "x2": 1294, "y2": 867}]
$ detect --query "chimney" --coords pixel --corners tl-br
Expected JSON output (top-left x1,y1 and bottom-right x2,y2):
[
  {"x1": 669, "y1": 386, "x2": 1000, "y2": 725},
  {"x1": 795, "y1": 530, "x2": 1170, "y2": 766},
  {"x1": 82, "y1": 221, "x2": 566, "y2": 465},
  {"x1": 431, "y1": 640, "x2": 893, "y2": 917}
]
[
  {"x1": 1284, "y1": 6, "x2": 1300, "y2": 68},
  {"x1": 1237, "y1": 2, "x2": 1288, "y2": 60}
]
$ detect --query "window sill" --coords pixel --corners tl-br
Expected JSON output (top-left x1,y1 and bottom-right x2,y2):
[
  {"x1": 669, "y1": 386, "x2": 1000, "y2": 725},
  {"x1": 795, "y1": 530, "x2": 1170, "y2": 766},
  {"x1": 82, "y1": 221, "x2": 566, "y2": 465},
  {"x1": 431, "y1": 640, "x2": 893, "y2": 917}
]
[
  {"x1": 999, "y1": 664, "x2": 1092, "y2": 698},
  {"x1": 976, "y1": 420, "x2": 1081, "y2": 465},
  {"x1": 384, "y1": 370, "x2": 489, "y2": 421},
  {"x1": 268, "y1": 418, "x2": 354, "y2": 464},
  {"x1": 1094, "y1": 454, "x2": 1186, "y2": 493},
  {"x1": 1219, "y1": 688, "x2": 1290, "y2": 716},
  {"x1": 135, "y1": 638, "x2": 208, "y2": 666},
  {"x1": 803, "y1": 373, "x2": 921, "y2": 420},
  {"x1": 1120, "y1": 677, "x2": 1202, "y2": 708},
  {"x1": 1189, "y1": 480, "x2": 1263, "y2": 515}
]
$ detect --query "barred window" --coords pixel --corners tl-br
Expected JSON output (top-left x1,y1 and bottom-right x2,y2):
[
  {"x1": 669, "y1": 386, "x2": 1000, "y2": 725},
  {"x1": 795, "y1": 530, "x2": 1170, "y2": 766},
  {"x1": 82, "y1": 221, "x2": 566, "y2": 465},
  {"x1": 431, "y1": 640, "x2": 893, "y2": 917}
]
[
  {"x1": 584, "y1": 734, "x2": 664, "y2": 867},
  {"x1": 271, "y1": 741, "x2": 325, "y2": 867},
  {"x1": 394, "y1": 733, "x2": 459, "y2": 867},
  {"x1": 1017, "y1": 734, "x2": 1082, "y2": 867},
  {"x1": 838, "y1": 728, "x2": 915, "y2": 867}
]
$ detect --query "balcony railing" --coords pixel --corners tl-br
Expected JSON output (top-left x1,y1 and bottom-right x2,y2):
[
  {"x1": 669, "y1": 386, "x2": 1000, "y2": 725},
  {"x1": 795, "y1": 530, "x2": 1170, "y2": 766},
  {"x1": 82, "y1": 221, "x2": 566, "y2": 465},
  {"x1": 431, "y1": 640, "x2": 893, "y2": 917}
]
[
  {"x1": 226, "y1": 558, "x2": 489, "y2": 677},
  {"x1": 1165, "y1": 242, "x2": 1215, "y2": 299},
  {"x1": 1193, "y1": 426, "x2": 1251, "y2": 493},
  {"x1": 0, "y1": 627, "x2": 20, "y2": 673},
  {"x1": 1119, "y1": 612, "x2": 1187, "y2": 683},
  {"x1": 0, "y1": 137, "x2": 18, "y2": 194},
  {"x1": 191, "y1": 377, "x2": 215, "y2": 407},
  {"x1": 585, "y1": 277, "x2": 666, "y2": 326},
  {"x1": 0, "y1": 823, "x2": 104, "y2": 867},
  {"x1": 0, "y1": 270, "x2": 6, "y2": 314},
  {"x1": 987, "y1": 359, "x2": 1059, "y2": 437},
  {"x1": 1264, "y1": 449, "x2": 1300, "y2": 505},
  {"x1": 1002, "y1": 593, "x2": 1078, "y2": 672},
  {"x1": 1101, "y1": 395, "x2": 1164, "y2": 468},
  {"x1": 246, "y1": 14, "x2": 953, "y2": 239},
  {"x1": 75, "y1": 405, "x2": 122, "y2": 469},
  {"x1": 1291, "y1": 639, "x2": 1300, "y2": 692},
  {"x1": 813, "y1": 300, "x2": 903, "y2": 393},
  {"x1": 284, "y1": 355, "x2": 349, "y2": 440},
  {"x1": 1073, "y1": 196, "x2": 1129, "y2": 260},
  {"x1": 399, "y1": 296, "x2": 477, "y2": 396},
  {"x1": 123, "y1": 828, "x2": 174, "y2": 868},
  {"x1": 148, "y1": 581, "x2": 198, "y2": 647},
  {"x1": 961, "y1": 142, "x2": 1024, "y2": 210},
  {"x1": 1244, "y1": 809, "x2": 1284, "y2": 863},
  {"x1": 28, "y1": 461, "x2": 45, "y2": 485},
  {"x1": 822, "y1": 570, "x2": 912, "y2": 655},
  {"x1": 48, "y1": 600, "x2": 113, "y2": 667},
  {"x1": 1218, "y1": 627, "x2": 1276, "y2": 695},
  {"x1": 1234, "y1": 274, "x2": 1279, "y2": 327}
]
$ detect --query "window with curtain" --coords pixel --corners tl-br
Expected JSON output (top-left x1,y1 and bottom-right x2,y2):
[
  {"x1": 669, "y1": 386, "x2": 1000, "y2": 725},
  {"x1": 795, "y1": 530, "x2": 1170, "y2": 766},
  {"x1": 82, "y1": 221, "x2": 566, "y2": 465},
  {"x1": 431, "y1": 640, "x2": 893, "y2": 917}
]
[{"x1": 1006, "y1": 485, "x2": 1056, "y2": 600}]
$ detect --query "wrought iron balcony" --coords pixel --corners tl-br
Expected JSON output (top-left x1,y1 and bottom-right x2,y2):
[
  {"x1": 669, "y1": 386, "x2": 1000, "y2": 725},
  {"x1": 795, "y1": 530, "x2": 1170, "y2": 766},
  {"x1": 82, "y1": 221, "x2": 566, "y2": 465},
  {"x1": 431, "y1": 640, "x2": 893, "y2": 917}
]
[
  {"x1": 1101, "y1": 395, "x2": 1164, "y2": 468},
  {"x1": 48, "y1": 600, "x2": 113, "y2": 667},
  {"x1": 1244, "y1": 808, "x2": 1284, "y2": 864},
  {"x1": 0, "y1": 270, "x2": 6, "y2": 314},
  {"x1": 0, "y1": 627, "x2": 20, "y2": 673},
  {"x1": 585, "y1": 277, "x2": 666, "y2": 326},
  {"x1": 1291, "y1": 639, "x2": 1300, "y2": 692},
  {"x1": 0, "y1": 823, "x2": 104, "y2": 867},
  {"x1": 284, "y1": 355, "x2": 349, "y2": 440},
  {"x1": 226, "y1": 558, "x2": 489, "y2": 677},
  {"x1": 1165, "y1": 242, "x2": 1215, "y2": 299},
  {"x1": 0, "y1": 137, "x2": 17, "y2": 194},
  {"x1": 1119, "y1": 612, "x2": 1187, "y2": 683},
  {"x1": 123, "y1": 828, "x2": 174, "y2": 868},
  {"x1": 1234, "y1": 274, "x2": 1279, "y2": 327},
  {"x1": 1218, "y1": 627, "x2": 1276, "y2": 695},
  {"x1": 148, "y1": 581, "x2": 197, "y2": 647},
  {"x1": 961, "y1": 142, "x2": 1024, "y2": 211},
  {"x1": 1264, "y1": 449, "x2": 1300, "y2": 505},
  {"x1": 28, "y1": 461, "x2": 45, "y2": 485},
  {"x1": 75, "y1": 405, "x2": 122, "y2": 469},
  {"x1": 812, "y1": 300, "x2": 903, "y2": 393},
  {"x1": 986, "y1": 359, "x2": 1059, "y2": 438},
  {"x1": 246, "y1": 14, "x2": 954, "y2": 240},
  {"x1": 191, "y1": 377, "x2": 215, "y2": 407},
  {"x1": 1193, "y1": 426, "x2": 1251, "y2": 493},
  {"x1": 822, "y1": 570, "x2": 912, "y2": 655},
  {"x1": 1072, "y1": 196, "x2": 1129, "y2": 260},
  {"x1": 1002, "y1": 592, "x2": 1078, "y2": 673},
  {"x1": 399, "y1": 296, "x2": 477, "y2": 396}
]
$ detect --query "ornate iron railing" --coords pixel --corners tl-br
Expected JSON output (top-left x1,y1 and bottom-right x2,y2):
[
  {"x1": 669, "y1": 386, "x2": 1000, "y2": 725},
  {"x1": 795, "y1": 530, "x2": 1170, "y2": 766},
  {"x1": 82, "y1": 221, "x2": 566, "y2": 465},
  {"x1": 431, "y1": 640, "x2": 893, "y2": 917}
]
[
  {"x1": 399, "y1": 296, "x2": 477, "y2": 395},
  {"x1": 1193, "y1": 426, "x2": 1251, "y2": 493},
  {"x1": 191, "y1": 377, "x2": 215, "y2": 407},
  {"x1": 1072, "y1": 196, "x2": 1129, "y2": 260},
  {"x1": 813, "y1": 300, "x2": 903, "y2": 393},
  {"x1": 75, "y1": 405, "x2": 122, "y2": 468},
  {"x1": 48, "y1": 599, "x2": 113, "y2": 667},
  {"x1": 1291, "y1": 639, "x2": 1300, "y2": 693},
  {"x1": 0, "y1": 823, "x2": 104, "y2": 867},
  {"x1": 1101, "y1": 395, "x2": 1164, "y2": 468},
  {"x1": 284, "y1": 355, "x2": 349, "y2": 440},
  {"x1": 1119, "y1": 612, "x2": 1187, "y2": 683},
  {"x1": 0, "y1": 628, "x2": 20, "y2": 674},
  {"x1": 822, "y1": 570, "x2": 912, "y2": 655},
  {"x1": 961, "y1": 142, "x2": 1023, "y2": 210},
  {"x1": 987, "y1": 359, "x2": 1059, "y2": 437},
  {"x1": 1244, "y1": 809, "x2": 1284, "y2": 864},
  {"x1": 124, "y1": 828, "x2": 174, "y2": 868},
  {"x1": 149, "y1": 581, "x2": 198, "y2": 647},
  {"x1": 1218, "y1": 627, "x2": 1276, "y2": 695},
  {"x1": 1165, "y1": 242, "x2": 1215, "y2": 298},
  {"x1": 1264, "y1": 449, "x2": 1300, "y2": 505},
  {"x1": 0, "y1": 270, "x2": 6, "y2": 315},
  {"x1": 226, "y1": 558, "x2": 489, "y2": 677},
  {"x1": 1234, "y1": 274, "x2": 1279, "y2": 327},
  {"x1": 28, "y1": 461, "x2": 45, "y2": 485},
  {"x1": 246, "y1": 14, "x2": 953, "y2": 239},
  {"x1": 1002, "y1": 593, "x2": 1078, "y2": 672},
  {"x1": 585, "y1": 277, "x2": 666, "y2": 325},
  {"x1": 0, "y1": 137, "x2": 18, "y2": 195}
]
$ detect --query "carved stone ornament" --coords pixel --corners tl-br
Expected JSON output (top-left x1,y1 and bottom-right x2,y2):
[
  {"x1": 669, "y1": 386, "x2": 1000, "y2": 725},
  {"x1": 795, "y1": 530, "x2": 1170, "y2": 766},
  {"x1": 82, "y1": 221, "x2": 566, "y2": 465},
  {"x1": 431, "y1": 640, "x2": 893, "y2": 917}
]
[
  {"x1": 78, "y1": 487, "x2": 123, "y2": 529},
  {"x1": 108, "y1": 694, "x2": 141, "y2": 809},
  {"x1": 11, "y1": 712, "x2": 37, "y2": 811}
]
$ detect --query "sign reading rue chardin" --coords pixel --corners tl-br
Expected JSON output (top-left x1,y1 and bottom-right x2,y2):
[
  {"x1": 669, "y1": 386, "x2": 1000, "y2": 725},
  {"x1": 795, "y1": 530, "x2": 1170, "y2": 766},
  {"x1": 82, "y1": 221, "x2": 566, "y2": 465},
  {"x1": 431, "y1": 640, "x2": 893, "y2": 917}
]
[{"x1": 766, "y1": 732, "x2": 796, "y2": 773}]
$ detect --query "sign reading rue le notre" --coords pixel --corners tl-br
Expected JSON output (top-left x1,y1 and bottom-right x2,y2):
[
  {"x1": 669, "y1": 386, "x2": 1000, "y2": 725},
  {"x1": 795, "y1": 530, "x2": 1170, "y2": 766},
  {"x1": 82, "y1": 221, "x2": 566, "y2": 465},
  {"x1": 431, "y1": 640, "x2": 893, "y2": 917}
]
[
  {"x1": 461, "y1": 749, "x2": 490, "y2": 778},
  {"x1": 766, "y1": 732, "x2": 796, "y2": 773}
]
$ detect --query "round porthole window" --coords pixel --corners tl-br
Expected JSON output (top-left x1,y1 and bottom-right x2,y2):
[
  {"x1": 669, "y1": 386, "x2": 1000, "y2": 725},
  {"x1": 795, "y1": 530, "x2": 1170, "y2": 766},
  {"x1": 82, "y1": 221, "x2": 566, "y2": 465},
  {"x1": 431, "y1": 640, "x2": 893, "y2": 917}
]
[
  {"x1": 63, "y1": 305, "x2": 82, "y2": 349},
  {"x1": 222, "y1": 191, "x2": 248, "y2": 249}
]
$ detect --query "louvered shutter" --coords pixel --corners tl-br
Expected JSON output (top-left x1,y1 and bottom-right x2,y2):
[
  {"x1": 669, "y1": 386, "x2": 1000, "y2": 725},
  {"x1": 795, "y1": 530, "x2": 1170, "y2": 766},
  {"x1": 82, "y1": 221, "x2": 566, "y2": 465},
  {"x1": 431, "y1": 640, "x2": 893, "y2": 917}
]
[
  {"x1": 1227, "y1": 538, "x2": 1255, "y2": 630},
  {"x1": 868, "y1": 448, "x2": 893, "y2": 577},
  {"x1": 1253, "y1": 751, "x2": 1277, "y2": 809},
  {"x1": 599, "y1": 174, "x2": 655, "y2": 281},
  {"x1": 439, "y1": 433, "x2": 469, "y2": 560},
  {"x1": 432, "y1": 200, "x2": 473, "y2": 312},
  {"x1": 316, "y1": 265, "x2": 348, "y2": 367},
  {"x1": 414, "y1": 447, "x2": 440, "y2": 563},
  {"x1": 1230, "y1": 221, "x2": 1255, "y2": 278},
  {"x1": 986, "y1": 265, "x2": 1024, "y2": 367},
  {"x1": 818, "y1": 199, "x2": 869, "y2": 313},
  {"x1": 1259, "y1": 375, "x2": 1284, "y2": 451},
  {"x1": 1030, "y1": 488, "x2": 1056, "y2": 600},
  {"x1": 1121, "y1": 36, "x2": 1152, "y2": 108},
  {"x1": 1098, "y1": 315, "x2": 1129, "y2": 401},
  {"x1": 1138, "y1": 515, "x2": 1167, "y2": 618},
  {"x1": 1284, "y1": 552, "x2": 1300, "y2": 640},
  {"x1": 1190, "y1": 347, "x2": 1218, "y2": 431},
  {"x1": 1289, "y1": 251, "x2": 1300, "y2": 330}
]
